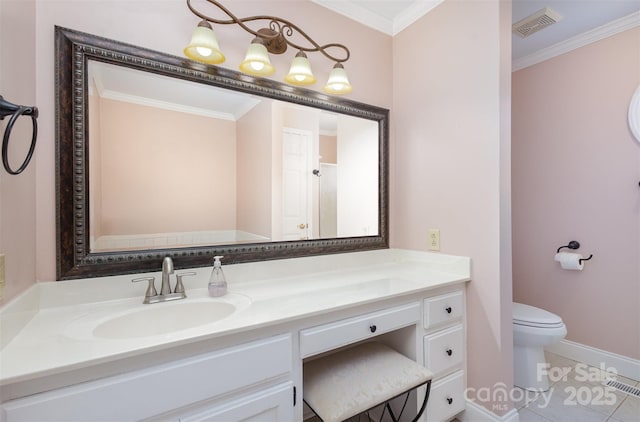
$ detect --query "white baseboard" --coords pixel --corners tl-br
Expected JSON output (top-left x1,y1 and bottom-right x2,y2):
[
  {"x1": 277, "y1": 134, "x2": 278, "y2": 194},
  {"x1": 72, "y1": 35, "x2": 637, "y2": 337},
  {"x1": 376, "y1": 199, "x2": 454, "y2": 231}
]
[
  {"x1": 458, "y1": 400, "x2": 519, "y2": 422},
  {"x1": 546, "y1": 339, "x2": 640, "y2": 382}
]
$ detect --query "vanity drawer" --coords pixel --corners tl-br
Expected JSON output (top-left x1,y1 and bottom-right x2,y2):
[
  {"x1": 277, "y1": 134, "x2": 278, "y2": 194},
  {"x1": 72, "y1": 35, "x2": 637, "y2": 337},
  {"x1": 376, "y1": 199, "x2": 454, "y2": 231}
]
[
  {"x1": 424, "y1": 291, "x2": 463, "y2": 329},
  {"x1": 424, "y1": 325, "x2": 464, "y2": 377},
  {"x1": 300, "y1": 302, "x2": 420, "y2": 358},
  {"x1": 426, "y1": 370, "x2": 465, "y2": 422}
]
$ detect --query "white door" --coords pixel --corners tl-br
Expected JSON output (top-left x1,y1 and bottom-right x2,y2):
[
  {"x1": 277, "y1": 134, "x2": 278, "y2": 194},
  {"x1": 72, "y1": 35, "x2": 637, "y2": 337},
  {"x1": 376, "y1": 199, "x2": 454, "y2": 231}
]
[{"x1": 282, "y1": 128, "x2": 312, "y2": 241}]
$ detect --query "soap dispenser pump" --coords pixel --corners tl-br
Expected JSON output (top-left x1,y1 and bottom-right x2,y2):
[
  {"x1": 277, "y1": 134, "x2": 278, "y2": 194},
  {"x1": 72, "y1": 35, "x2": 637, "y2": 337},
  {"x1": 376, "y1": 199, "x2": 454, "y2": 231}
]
[{"x1": 208, "y1": 255, "x2": 227, "y2": 297}]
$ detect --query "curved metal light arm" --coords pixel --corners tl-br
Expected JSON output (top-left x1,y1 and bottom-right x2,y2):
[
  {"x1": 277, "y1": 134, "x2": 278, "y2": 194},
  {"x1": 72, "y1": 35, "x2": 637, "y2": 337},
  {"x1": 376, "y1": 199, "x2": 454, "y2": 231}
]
[{"x1": 186, "y1": 0, "x2": 350, "y2": 63}]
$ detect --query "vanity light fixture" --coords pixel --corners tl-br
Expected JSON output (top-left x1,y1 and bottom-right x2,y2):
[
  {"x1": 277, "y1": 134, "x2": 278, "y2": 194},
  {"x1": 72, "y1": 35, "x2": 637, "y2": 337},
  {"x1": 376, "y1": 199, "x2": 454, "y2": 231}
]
[
  {"x1": 184, "y1": 20, "x2": 225, "y2": 64},
  {"x1": 239, "y1": 37, "x2": 275, "y2": 76},
  {"x1": 284, "y1": 51, "x2": 316, "y2": 86},
  {"x1": 183, "y1": 0, "x2": 352, "y2": 94},
  {"x1": 324, "y1": 63, "x2": 353, "y2": 95}
]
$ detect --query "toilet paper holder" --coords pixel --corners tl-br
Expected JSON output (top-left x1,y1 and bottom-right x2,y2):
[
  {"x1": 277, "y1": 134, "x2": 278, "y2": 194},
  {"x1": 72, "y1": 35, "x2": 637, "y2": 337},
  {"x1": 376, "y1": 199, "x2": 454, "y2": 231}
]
[{"x1": 556, "y1": 240, "x2": 593, "y2": 264}]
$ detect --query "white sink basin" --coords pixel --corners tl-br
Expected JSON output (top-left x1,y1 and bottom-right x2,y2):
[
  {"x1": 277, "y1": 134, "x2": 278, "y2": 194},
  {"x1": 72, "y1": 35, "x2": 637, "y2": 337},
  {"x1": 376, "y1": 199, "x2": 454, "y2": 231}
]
[
  {"x1": 93, "y1": 301, "x2": 237, "y2": 339},
  {"x1": 64, "y1": 294, "x2": 251, "y2": 341}
]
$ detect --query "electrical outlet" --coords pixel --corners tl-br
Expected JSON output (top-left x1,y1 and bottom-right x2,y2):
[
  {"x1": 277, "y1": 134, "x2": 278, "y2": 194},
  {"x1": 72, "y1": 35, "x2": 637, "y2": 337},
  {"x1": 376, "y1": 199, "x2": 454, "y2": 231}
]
[{"x1": 428, "y1": 229, "x2": 440, "y2": 251}]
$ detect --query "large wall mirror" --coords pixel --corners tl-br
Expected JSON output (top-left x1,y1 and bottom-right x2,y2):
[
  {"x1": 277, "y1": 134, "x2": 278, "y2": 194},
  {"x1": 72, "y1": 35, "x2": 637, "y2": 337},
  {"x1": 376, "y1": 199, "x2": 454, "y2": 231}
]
[{"x1": 55, "y1": 26, "x2": 389, "y2": 280}]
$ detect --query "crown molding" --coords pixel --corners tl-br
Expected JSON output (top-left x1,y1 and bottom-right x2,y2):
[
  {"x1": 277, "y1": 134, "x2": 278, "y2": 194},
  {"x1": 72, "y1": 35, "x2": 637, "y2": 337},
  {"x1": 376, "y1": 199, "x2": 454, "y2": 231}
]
[
  {"x1": 392, "y1": 1, "x2": 445, "y2": 35},
  {"x1": 513, "y1": 11, "x2": 640, "y2": 72},
  {"x1": 310, "y1": 0, "x2": 393, "y2": 34},
  {"x1": 310, "y1": 0, "x2": 444, "y2": 36},
  {"x1": 99, "y1": 90, "x2": 239, "y2": 121}
]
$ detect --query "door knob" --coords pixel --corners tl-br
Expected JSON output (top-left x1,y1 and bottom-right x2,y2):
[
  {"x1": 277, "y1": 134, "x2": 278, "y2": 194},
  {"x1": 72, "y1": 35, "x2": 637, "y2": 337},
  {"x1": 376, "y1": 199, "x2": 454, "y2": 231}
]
[{"x1": 298, "y1": 223, "x2": 306, "y2": 229}]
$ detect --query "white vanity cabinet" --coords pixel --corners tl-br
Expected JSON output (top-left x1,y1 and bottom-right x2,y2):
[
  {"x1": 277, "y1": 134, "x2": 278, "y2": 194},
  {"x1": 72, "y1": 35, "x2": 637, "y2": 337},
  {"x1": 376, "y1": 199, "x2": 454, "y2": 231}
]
[
  {"x1": 423, "y1": 290, "x2": 466, "y2": 421},
  {"x1": 0, "y1": 251, "x2": 471, "y2": 422},
  {"x1": 1, "y1": 291, "x2": 468, "y2": 422},
  {"x1": 1, "y1": 335, "x2": 295, "y2": 422},
  {"x1": 2, "y1": 289, "x2": 467, "y2": 422}
]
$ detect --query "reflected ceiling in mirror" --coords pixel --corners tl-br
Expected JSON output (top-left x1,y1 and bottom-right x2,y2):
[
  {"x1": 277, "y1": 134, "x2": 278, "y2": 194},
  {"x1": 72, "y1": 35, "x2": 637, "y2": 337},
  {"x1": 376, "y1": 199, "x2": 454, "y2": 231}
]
[{"x1": 56, "y1": 26, "x2": 388, "y2": 280}]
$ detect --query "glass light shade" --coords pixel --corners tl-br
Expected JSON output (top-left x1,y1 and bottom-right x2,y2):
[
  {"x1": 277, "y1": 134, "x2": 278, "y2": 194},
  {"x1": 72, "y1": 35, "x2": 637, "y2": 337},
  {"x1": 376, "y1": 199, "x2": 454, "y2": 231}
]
[
  {"x1": 184, "y1": 21, "x2": 225, "y2": 65},
  {"x1": 239, "y1": 41, "x2": 275, "y2": 76},
  {"x1": 323, "y1": 63, "x2": 353, "y2": 95},
  {"x1": 284, "y1": 52, "x2": 316, "y2": 85}
]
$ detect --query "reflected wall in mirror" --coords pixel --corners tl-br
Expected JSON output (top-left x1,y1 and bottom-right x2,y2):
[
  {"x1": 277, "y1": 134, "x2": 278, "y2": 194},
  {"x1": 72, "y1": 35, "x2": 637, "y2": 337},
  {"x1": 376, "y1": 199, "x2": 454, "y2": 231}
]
[{"x1": 56, "y1": 26, "x2": 388, "y2": 280}]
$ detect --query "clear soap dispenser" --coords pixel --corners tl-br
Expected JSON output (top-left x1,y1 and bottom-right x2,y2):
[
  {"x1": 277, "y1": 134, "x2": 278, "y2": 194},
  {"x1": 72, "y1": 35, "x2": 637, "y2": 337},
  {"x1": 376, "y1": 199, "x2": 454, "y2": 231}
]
[{"x1": 208, "y1": 255, "x2": 227, "y2": 297}]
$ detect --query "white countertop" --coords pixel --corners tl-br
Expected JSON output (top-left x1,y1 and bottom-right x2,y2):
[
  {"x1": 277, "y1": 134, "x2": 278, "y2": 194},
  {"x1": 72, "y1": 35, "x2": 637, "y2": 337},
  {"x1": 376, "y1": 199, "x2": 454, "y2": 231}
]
[{"x1": 0, "y1": 249, "x2": 470, "y2": 391}]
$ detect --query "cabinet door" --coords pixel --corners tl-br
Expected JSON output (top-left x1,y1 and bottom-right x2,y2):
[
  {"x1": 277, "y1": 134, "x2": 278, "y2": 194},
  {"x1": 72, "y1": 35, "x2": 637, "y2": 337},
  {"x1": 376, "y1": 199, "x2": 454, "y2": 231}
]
[
  {"x1": 2, "y1": 335, "x2": 292, "y2": 421},
  {"x1": 178, "y1": 383, "x2": 294, "y2": 422}
]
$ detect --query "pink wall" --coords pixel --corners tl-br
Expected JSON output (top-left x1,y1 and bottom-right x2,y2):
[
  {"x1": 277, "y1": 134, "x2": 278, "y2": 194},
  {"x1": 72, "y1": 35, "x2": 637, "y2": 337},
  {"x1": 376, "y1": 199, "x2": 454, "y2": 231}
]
[
  {"x1": 237, "y1": 101, "x2": 273, "y2": 238},
  {"x1": 319, "y1": 135, "x2": 337, "y2": 164},
  {"x1": 0, "y1": 0, "x2": 37, "y2": 304},
  {"x1": 392, "y1": 0, "x2": 514, "y2": 414},
  {"x1": 512, "y1": 28, "x2": 640, "y2": 360},
  {"x1": 96, "y1": 99, "x2": 236, "y2": 235}
]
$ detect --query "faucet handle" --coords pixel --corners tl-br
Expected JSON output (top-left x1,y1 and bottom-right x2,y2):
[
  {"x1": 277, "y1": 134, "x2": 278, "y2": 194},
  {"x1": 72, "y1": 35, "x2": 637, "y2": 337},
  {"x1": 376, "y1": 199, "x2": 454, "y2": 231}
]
[
  {"x1": 174, "y1": 272, "x2": 196, "y2": 294},
  {"x1": 132, "y1": 277, "x2": 157, "y2": 301}
]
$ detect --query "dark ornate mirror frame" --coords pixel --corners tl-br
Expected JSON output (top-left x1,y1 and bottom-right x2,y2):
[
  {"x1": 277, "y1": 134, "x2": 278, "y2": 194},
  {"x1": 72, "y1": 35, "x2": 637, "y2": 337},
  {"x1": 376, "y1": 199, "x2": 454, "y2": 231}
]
[{"x1": 55, "y1": 26, "x2": 389, "y2": 280}]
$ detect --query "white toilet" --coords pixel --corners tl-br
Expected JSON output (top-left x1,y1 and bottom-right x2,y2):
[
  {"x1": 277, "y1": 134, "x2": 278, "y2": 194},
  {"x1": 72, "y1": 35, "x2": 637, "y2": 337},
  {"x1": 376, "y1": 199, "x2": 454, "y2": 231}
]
[{"x1": 513, "y1": 302, "x2": 567, "y2": 391}]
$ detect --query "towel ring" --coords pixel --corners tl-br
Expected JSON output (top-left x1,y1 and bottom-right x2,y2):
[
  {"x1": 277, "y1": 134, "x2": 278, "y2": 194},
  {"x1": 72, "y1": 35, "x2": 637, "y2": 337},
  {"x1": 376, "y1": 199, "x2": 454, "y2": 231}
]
[{"x1": 0, "y1": 96, "x2": 38, "y2": 175}]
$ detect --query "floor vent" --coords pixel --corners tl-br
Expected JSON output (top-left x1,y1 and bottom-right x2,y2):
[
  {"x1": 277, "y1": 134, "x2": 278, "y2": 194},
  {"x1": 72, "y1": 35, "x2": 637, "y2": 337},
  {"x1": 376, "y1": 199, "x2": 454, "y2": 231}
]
[
  {"x1": 605, "y1": 379, "x2": 640, "y2": 398},
  {"x1": 512, "y1": 7, "x2": 563, "y2": 38}
]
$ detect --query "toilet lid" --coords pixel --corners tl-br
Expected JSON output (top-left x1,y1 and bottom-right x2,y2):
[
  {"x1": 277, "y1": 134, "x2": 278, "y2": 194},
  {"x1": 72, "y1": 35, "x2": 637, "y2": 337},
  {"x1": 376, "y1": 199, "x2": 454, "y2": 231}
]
[{"x1": 513, "y1": 303, "x2": 564, "y2": 327}]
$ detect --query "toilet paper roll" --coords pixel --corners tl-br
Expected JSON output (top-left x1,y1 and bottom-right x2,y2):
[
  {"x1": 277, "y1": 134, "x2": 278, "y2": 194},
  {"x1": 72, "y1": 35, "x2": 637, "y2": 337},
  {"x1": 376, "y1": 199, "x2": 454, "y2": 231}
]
[{"x1": 554, "y1": 252, "x2": 584, "y2": 270}]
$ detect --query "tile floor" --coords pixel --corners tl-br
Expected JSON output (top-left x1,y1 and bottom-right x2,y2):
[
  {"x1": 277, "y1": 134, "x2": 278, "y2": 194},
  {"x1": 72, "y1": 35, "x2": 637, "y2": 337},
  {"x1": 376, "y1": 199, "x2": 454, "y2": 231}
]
[{"x1": 515, "y1": 352, "x2": 640, "y2": 422}]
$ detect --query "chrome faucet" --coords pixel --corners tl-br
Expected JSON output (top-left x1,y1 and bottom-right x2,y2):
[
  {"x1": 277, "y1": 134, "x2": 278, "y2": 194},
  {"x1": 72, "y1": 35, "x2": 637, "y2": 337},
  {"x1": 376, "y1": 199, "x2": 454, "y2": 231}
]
[
  {"x1": 160, "y1": 256, "x2": 174, "y2": 295},
  {"x1": 132, "y1": 257, "x2": 195, "y2": 304}
]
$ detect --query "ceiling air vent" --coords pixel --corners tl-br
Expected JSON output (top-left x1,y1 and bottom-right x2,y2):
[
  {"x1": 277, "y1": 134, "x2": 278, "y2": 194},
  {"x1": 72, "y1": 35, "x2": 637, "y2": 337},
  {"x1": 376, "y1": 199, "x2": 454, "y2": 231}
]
[{"x1": 513, "y1": 7, "x2": 563, "y2": 38}]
